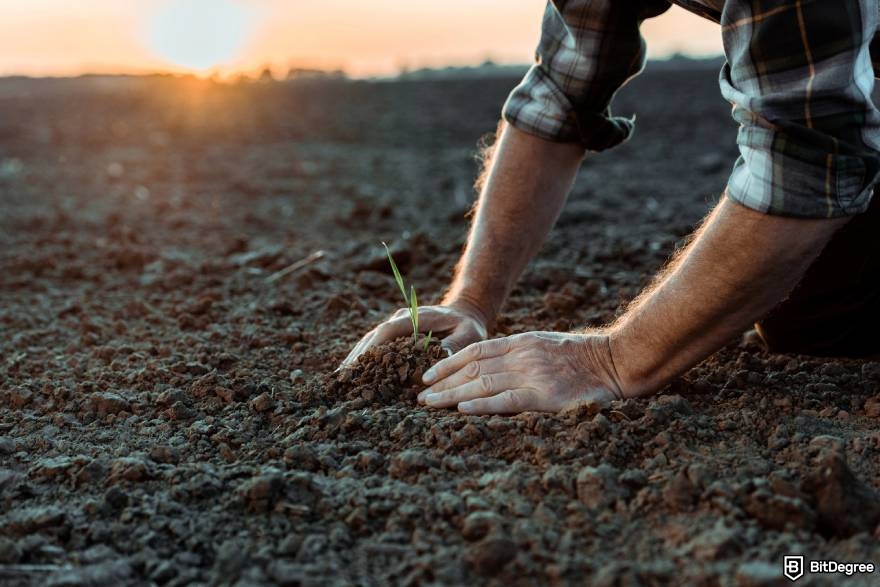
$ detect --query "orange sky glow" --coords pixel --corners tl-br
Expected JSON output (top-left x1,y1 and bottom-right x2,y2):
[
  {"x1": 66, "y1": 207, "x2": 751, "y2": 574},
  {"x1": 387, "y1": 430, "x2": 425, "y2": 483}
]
[{"x1": 0, "y1": 1, "x2": 722, "y2": 78}]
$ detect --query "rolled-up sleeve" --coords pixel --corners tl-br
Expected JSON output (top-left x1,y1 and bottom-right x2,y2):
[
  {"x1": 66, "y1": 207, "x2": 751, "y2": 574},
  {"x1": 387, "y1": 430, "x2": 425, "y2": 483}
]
[
  {"x1": 720, "y1": 0, "x2": 880, "y2": 218},
  {"x1": 502, "y1": 0, "x2": 671, "y2": 151}
]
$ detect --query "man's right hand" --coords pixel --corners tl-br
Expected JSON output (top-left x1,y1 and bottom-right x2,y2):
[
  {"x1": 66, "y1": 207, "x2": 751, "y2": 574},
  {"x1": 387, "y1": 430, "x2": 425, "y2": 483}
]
[{"x1": 339, "y1": 303, "x2": 489, "y2": 369}]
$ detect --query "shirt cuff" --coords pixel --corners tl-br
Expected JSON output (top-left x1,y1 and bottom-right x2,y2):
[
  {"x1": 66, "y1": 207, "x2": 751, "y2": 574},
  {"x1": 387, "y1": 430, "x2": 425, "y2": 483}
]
[
  {"x1": 502, "y1": 64, "x2": 636, "y2": 152},
  {"x1": 726, "y1": 128, "x2": 880, "y2": 218}
]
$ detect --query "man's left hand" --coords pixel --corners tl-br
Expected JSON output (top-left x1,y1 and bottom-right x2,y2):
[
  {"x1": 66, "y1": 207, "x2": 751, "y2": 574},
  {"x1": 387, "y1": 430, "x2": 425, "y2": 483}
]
[{"x1": 417, "y1": 331, "x2": 624, "y2": 414}]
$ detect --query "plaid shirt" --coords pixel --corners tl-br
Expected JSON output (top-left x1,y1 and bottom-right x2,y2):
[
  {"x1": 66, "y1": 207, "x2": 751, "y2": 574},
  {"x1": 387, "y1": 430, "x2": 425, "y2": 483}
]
[{"x1": 502, "y1": 0, "x2": 880, "y2": 218}]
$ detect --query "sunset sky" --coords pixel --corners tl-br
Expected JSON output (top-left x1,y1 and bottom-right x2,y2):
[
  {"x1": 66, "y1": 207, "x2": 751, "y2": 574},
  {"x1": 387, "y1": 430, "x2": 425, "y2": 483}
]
[{"x1": 0, "y1": 1, "x2": 722, "y2": 78}]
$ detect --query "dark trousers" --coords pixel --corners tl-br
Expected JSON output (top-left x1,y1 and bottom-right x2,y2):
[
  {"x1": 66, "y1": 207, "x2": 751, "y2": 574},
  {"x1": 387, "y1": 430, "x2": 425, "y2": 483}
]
[{"x1": 756, "y1": 196, "x2": 880, "y2": 357}]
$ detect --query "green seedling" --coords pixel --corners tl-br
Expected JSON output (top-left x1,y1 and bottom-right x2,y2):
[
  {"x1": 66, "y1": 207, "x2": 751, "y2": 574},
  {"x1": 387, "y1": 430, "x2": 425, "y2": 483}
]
[
  {"x1": 383, "y1": 242, "x2": 420, "y2": 343},
  {"x1": 423, "y1": 330, "x2": 433, "y2": 352}
]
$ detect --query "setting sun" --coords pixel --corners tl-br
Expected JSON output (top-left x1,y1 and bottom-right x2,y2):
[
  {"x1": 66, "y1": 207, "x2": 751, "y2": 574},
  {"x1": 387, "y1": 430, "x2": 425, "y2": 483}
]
[{"x1": 146, "y1": 0, "x2": 256, "y2": 72}]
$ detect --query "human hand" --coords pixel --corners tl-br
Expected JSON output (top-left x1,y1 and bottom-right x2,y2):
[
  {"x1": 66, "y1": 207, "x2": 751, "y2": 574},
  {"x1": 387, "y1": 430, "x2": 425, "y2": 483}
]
[
  {"x1": 339, "y1": 302, "x2": 489, "y2": 368},
  {"x1": 417, "y1": 331, "x2": 624, "y2": 414}
]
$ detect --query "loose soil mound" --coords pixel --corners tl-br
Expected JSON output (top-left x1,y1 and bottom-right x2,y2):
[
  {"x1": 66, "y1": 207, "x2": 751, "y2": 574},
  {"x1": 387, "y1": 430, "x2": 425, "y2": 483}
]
[{"x1": 331, "y1": 337, "x2": 445, "y2": 405}]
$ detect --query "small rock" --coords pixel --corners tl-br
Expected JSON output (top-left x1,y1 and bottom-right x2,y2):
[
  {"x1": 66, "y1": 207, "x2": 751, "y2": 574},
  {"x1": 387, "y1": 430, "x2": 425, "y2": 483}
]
[
  {"x1": 27, "y1": 456, "x2": 64, "y2": 479},
  {"x1": 213, "y1": 539, "x2": 250, "y2": 579},
  {"x1": 461, "y1": 511, "x2": 503, "y2": 541},
  {"x1": 283, "y1": 445, "x2": 320, "y2": 471},
  {"x1": 251, "y1": 392, "x2": 275, "y2": 413},
  {"x1": 0, "y1": 437, "x2": 14, "y2": 455},
  {"x1": 862, "y1": 362, "x2": 880, "y2": 381},
  {"x1": 289, "y1": 369, "x2": 305, "y2": 384},
  {"x1": 684, "y1": 522, "x2": 744, "y2": 561},
  {"x1": 237, "y1": 474, "x2": 283, "y2": 513},
  {"x1": 576, "y1": 464, "x2": 622, "y2": 509},
  {"x1": 89, "y1": 392, "x2": 131, "y2": 416},
  {"x1": 466, "y1": 536, "x2": 516, "y2": 575},
  {"x1": 745, "y1": 489, "x2": 814, "y2": 531},
  {"x1": 388, "y1": 449, "x2": 438, "y2": 479},
  {"x1": 802, "y1": 446, "x2": 880, "y2": 537},
  {"x1": 104, "y1": 486, "x2": 130, "y2": 510},
  {"x1": 0, "y1": 506, "x2": 67, "y2": 537},
  {"x1": 864, "y1": 396, "x2": 880, "y2": 418},
  {"x1": 109, "y1": 457, "x2": 150, "y2": 483},
  {"x1": 150, "y1": 445, "x2": 180, "y2": 464},
  {"x1": 277, "y1": 534, "x2": 303, "y2": 557}
]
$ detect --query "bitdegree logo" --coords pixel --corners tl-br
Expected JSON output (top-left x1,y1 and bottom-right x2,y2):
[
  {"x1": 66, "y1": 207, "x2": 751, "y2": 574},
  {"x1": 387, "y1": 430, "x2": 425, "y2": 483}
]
[
  {"x1": 783, "y1": 556, "x2": 876, "y2": 582},
  {"x1": 810, "y1": 561, "x2": 875, "y2": 576}
]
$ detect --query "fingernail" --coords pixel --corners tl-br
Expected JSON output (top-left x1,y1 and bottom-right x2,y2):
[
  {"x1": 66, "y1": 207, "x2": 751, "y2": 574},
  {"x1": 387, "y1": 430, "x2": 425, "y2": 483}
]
[
  {"x1": 459, "y1": 401, "x2": 473, "y2": 413},
  {"x1": 417, "y1": 390, "x2": 430, "y2": 403},
  {"x1": 423, "y1": 368, "x2": 436, "y2": 384},
  {"x1": 424, "y1": 393, "x2": 440, "y2": 405}
]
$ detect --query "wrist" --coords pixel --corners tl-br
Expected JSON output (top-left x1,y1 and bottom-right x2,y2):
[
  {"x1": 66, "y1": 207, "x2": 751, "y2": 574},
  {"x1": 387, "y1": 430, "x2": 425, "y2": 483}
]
[
  {"x1": 442, "y1": 292, "x2": 495, "y2": 333},
  {"x1": 578, "y1": 331, "x2": 627, "y2": 400},
  {"x1": 606, "y1": 326, "x2": 664, "y2": 398}
]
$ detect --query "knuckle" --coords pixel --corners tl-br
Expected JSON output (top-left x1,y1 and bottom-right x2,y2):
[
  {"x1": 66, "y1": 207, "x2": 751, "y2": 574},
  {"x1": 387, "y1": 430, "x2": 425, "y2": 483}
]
[
  {"x1": 464, "y1": 361, "x2": 481, "y2": 379},
  {"x1": 478, "y1": 374, "x2": 494, "y2": 394},
  {"x1": 463, "y1": 342, "x2": 481, "y2": 362}
]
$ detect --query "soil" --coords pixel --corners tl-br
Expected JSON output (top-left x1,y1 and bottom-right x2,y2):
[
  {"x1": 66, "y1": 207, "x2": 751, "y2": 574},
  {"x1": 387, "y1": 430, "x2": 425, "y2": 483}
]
[{"x1": 1, "y1": 66, "x2": 879, "y2": 586}]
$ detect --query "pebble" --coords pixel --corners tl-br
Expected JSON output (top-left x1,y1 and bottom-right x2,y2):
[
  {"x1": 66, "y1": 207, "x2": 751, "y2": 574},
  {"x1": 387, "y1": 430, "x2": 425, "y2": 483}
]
[
  {"x1": 0, "y1": 436, "x2": 14, "y2": 455},
  {"x1": 0, "y1": 506, "x2": 67, "y2": 537},
  {"x1": 862, "y1": 362, "x2": 880, "y2": 381},
  {"x1": 864, "y1": 396, "x2": 880, "y2": 418},
  {"x1": 237, "y1": 474, "x2": 283, "y2": 512},
  {"x1": 89, "y1": 392, "x2": 131, "y2": 416},
  {"x1": 251, "y1": 392, "x2": 275, "y2": 413},
  {"x1": 576, "y1": 464, "x2": 621, "y2": 509},
  {"x1": 466, "y1": 536, "x2": 516, "y2": 575},
  {"x1": 109, "y1": 457, "x2": 150, "y2": 483},
  {"x1": 461, "y1": 511, "x2": 503, "y2": 541},
  {"x1": 685, "y1": 522, "x2": 744, "y2": 560},
  {"x1": 388, "y1": 449, "x2": 438, "y2": 479}
]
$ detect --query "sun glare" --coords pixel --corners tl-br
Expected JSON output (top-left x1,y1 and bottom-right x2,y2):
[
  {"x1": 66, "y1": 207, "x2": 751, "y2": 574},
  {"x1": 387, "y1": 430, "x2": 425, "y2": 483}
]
[{"x1": 147, "y1": 0, "x2": 255, "y2": 72}]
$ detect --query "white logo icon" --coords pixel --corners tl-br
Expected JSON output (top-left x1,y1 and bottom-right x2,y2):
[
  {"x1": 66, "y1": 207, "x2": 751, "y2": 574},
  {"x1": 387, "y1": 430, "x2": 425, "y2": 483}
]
[{"x1": 784, "y1": 556, "x2": 804, "y2": 582}]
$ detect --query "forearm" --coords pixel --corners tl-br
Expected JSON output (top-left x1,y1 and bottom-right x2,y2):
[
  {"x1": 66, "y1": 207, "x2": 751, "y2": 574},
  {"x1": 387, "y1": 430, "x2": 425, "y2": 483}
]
[
  {"x1": 609, "y1": 196, "x2": 849, "y2": 397},
  {"x1": 443, "y1": 123, "x2": 585, "y2": 326}
]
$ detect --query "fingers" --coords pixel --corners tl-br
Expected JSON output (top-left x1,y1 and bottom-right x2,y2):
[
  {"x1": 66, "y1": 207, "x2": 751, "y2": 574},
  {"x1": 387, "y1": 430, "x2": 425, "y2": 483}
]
[
  {"x1": 338, "y1": 328, "x2": 378, "y2": 369},
  {"x1": 423, "y1": 337, "x2": 513, "y2": 385},
  {"x1": 338, "y1": 315, "x2": 413, "y2": 368},
  {"x1": 417, "y1": 356, "x2": 509, "y2": 398},
  {"x1": 339, "y1": 306, "x2": 480, "y2": 368},
  {"x1": 458, "y1": 389, "x2": 539, "y2": 415},
  {"x1": 419, "y1": 373, "x2": 523, "y2": 409}
]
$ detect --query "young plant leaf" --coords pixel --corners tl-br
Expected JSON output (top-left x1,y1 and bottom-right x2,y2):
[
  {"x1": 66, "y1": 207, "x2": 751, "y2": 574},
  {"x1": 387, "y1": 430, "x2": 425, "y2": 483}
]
[
  {"x1": 410, "y1": 285, "x2": 419, "y2": 341},
  {"x1": 382, "y1": 242, "x2": 409, "y2": 305},
  {"x1": 423, "y1": 330, "x2": 433, "y2": 352}
]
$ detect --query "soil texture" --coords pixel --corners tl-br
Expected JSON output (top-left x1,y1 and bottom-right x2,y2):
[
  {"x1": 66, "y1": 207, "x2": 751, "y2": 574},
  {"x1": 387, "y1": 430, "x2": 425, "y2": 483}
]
[{"x1": 1, "y1": 66, "x2": 879, "y2": 585}]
